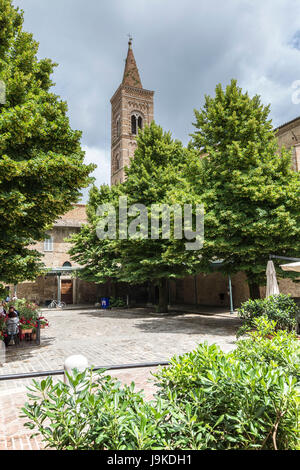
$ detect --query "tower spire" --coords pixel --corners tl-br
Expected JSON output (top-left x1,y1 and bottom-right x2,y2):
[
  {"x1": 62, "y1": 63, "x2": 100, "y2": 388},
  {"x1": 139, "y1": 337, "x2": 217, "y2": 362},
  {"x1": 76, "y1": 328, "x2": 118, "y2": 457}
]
[{"x1": 122, "y1": 37, "x2": 142, "y2": 88}]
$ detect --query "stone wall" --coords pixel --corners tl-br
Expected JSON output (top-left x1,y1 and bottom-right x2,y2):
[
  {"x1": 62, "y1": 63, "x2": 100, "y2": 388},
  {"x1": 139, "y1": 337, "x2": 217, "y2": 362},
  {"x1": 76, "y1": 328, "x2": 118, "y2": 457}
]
[
  {"x1": 172, "y1": 271, "x2": 300, "y2": 308},
  {"x1": 14, "y1": 276, "x2": 99, "y2": 306},
  {"x1": 30, "y1": 226, "x2": 81, "y2": 270},
  {"x1": 171, "y1": 272, "x2": 250, "y2": 308}
]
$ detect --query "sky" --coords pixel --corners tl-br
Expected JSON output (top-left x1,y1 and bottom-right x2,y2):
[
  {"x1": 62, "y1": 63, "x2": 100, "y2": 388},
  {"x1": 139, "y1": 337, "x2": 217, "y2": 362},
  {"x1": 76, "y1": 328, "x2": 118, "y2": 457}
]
[{"x1": 14, "y1": 0, "x2": 300, "y2": 199}]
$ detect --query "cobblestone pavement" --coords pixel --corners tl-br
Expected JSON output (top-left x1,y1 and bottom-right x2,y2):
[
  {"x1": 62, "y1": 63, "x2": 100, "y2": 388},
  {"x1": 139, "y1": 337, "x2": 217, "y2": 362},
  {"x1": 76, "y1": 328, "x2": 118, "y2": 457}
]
[{"x1": 0, "y1": 307, "x2": 241, "y2": 450}]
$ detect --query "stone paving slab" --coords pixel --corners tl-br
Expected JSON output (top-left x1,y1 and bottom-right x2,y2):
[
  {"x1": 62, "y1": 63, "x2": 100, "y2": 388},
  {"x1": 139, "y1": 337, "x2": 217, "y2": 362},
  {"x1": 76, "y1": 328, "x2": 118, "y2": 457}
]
[
  {"x1": 1, "y1": 308, "x2": 240, "y2": 378},
  {"x1": 0, "y1": 307, "x2": 241, "y2": 450}
]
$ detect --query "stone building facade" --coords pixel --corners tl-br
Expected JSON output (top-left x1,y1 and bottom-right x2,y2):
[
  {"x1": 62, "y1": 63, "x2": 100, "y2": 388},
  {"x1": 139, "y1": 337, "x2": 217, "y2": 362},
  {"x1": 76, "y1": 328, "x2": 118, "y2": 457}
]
[
  {"x1": 276, "y1": 116, "x2": 300, "y2": 171},
  {"x1": 14, "y1": 205, "x2": 98, "y2": 305},
  {"x1": 110, "y1": 38, "x2": 154, "y2": 185}
]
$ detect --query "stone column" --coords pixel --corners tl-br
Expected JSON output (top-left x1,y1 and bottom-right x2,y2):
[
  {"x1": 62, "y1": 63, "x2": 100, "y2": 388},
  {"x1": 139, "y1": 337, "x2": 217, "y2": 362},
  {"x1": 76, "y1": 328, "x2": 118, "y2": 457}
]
[
  {"x1": 72, "y1": 277, "x2": 77, "y2": 305},
  {"x1": 57, "y1": 273, "x2": 61, "y2": 303}
]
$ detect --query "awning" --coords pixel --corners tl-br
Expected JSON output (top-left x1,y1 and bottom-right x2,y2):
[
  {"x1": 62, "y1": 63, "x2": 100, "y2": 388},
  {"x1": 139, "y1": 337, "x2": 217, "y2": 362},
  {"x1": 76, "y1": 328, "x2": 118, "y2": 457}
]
[
  {"x1": 280, "y1": 262, "x2": 300, "y2": 273},
  {"x1": 46, "y1": 267, "x2": 83, "y2": 275}
]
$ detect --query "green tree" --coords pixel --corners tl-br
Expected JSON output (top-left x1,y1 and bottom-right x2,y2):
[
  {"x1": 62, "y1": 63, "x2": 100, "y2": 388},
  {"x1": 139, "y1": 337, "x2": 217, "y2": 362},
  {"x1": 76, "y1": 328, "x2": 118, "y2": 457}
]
[
  {"x1": 70, "y1": 123, "x2": 202, "y2": 312},
  {"x1": 190, "y1": 79, "x2": 300, "y2": 298},
  {"x1": 69, "y1": 183, "x2": 123, "y2": 287},
  {"x1": 0, "y1": 0, "x2": 94, "y2": 291}
]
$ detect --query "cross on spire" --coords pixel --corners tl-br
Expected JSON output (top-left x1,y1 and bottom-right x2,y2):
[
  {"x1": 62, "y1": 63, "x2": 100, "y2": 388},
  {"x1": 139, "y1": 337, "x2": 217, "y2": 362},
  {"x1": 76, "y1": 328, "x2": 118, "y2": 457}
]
[{"x1": 127, "y1": 33, "x2": 133, "y2": 48}]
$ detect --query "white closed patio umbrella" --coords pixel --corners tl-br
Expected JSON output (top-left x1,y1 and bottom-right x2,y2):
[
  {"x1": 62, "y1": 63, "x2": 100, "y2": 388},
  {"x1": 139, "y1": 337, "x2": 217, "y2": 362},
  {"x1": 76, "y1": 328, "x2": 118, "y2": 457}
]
[
  {"x1": 266, "y1": 260, "x2": 280, "y2": 298},
  {"x1": 280, "y1": 262, "x2": 300, "y2": 273}
]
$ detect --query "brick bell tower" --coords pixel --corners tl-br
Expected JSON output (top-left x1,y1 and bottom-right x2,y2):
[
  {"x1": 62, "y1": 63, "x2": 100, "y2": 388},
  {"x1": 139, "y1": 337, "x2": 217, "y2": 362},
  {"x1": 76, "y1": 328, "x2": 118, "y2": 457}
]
[{"x1": 110, "y1": 38, "x2": 154, "y2": 185}]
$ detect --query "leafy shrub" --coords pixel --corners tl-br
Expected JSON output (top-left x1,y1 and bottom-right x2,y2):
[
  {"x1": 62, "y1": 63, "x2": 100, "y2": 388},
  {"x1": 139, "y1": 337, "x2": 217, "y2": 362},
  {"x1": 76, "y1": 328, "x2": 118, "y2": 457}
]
[
  {"x1": 21, "y1": 366, "x2": 229, "y2": 450},
  {"x1": 109, "y1": 297, "x2": 126, "y2": 308},
  {"x1": 22, "y1": 328, "x2": 300, "y2": 450},
  {"x1": 233, "y1": 317, "x2": 300, "y2": 383},
  {"x1": 237, "y1": 294, "x2": 299, "y2": 335},
  {"x1": 153, "y1": 343, "x2": 299, "y2": 450},
  {"x1": 22, "y1": 371, "x2": 168, "y2": 450}
]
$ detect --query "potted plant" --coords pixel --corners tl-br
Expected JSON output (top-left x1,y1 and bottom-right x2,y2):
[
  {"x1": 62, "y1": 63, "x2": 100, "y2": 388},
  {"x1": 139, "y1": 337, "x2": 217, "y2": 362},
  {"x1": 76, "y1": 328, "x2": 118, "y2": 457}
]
[
  {"x1": 39, "y1": 317, "x2": 49, "y2": 329},
  {"x1": 31, "y1": 321, "x2": 38, "y2": 341},
  {"x1": 20, "y1": 324, "x2": 33, "y2": 335}
]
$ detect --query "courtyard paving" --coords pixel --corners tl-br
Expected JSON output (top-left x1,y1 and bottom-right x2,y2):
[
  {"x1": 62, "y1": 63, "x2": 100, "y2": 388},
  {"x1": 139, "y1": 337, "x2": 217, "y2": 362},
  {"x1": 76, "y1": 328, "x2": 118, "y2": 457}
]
[{"x1": 0, "y1": 307, "x2": 241, "y2": 450}]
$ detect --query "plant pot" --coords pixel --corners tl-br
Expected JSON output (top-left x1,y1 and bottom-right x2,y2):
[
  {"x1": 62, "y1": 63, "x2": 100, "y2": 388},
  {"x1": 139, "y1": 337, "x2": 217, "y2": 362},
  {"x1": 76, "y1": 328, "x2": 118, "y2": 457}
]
[
  {"x1": 40, "y1": 325, "x2": 45, "y2": 329},
  {"x1": 22, "y1": 329, "x2": 33, "y2": 334}
]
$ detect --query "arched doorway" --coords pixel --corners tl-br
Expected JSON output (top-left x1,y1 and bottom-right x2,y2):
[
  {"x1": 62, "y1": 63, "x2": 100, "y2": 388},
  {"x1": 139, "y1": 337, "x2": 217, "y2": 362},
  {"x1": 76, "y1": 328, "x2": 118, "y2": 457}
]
[{"x1": 61, "y1": 262, "x2": 73, "y2": 304}]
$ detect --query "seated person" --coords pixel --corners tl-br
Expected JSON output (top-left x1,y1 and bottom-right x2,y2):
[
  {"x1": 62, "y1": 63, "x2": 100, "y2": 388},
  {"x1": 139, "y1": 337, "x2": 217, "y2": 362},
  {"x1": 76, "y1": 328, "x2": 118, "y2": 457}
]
[
  {"x1": 4, "y1": 310, "x2": 20, "y2": 346},
  {"x1": 8, "y1": 305, "x2": 19, "y2": 317}
]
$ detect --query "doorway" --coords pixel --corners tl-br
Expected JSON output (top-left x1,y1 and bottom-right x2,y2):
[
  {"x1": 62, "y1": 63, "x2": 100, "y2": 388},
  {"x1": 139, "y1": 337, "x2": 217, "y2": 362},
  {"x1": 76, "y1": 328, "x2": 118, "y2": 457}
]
[{"x1": 61, "y1": 280, "x2": 73, "y2": 304}]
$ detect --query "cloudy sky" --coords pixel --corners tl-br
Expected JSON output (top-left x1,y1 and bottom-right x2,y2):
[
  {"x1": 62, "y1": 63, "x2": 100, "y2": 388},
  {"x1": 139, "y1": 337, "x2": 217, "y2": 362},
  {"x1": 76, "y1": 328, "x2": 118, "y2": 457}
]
[{"x1": 14, "y1": 0, "x2": 300, "y2": 198}]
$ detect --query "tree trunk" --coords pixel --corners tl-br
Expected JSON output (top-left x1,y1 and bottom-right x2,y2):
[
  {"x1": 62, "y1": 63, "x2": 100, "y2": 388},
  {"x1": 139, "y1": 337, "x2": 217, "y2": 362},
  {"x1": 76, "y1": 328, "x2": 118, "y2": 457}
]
[
  {"x1": 248, "y1": 281, "x2": 261, "y2": 300},
  {"x1": 110, "y1": 281, "x2": 117, "y2": 298},
  {"x1": 157, "y1": 278, "x2": 168, "y2": 313}
]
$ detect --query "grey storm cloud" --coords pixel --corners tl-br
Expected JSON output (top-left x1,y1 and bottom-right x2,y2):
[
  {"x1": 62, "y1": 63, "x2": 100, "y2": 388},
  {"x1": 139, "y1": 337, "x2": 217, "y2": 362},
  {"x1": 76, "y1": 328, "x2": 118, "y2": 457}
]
[{"x1": 13, "y1": 0, "x2": 300, "y2": 191}]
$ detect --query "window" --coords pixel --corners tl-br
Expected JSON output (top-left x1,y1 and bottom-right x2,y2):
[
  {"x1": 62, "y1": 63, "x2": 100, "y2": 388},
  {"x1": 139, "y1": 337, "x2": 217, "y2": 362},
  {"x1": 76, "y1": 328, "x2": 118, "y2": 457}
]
[
  {"x1": 63, "y1": 261, "x2": 72, "y2": 267},
  {"x1": 114, "y1": 153, "x2": 121, "y2": 172},
  {"x1": 131, "y1": 113, "x2": 143, "y2": 135},
  {"x1": 44, "y1": 236, "x2": 53, "y2": 252},
  {"x1": 116, "y1": 117, "x2": 121, "y2": 137},
  {"x1": 131, "y1": 115, "x2": 137, "y2": 135},
  {"x1": 138, "y1": 116, "x2": 143, "y2": 131}
]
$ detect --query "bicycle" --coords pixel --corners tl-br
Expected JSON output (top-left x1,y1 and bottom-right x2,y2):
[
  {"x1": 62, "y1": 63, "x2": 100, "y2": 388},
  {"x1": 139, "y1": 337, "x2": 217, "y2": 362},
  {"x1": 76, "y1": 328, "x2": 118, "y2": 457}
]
[{"x1": 47, "y1": 300, "x2": 66, "y2": 309}]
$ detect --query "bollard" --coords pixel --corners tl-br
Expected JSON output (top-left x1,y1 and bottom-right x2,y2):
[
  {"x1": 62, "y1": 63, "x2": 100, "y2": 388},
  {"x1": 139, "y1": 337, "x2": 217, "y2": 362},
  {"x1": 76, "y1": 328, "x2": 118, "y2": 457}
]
[
  {"x1": 0, "y1": 341, "x2": 5, "y2": 366},
  {"x1": 64, "y1": 354, "x2": 89, "y2": 385}
]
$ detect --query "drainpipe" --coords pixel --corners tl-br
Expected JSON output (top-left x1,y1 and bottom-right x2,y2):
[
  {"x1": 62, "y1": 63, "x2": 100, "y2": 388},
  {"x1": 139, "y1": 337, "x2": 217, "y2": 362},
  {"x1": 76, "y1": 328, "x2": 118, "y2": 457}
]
[{"x1": 228, "y1": 275, "x2": 234, "y2": 315}]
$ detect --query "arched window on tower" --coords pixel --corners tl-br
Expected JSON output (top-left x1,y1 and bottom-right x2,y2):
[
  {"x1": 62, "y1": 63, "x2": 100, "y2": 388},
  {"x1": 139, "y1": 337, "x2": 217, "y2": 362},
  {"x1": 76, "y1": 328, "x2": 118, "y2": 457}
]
[
  {"x1": 131, "y1": 115, "x2": 137, "y2": 135},
  {"x1": 115, "y1": 153, "x2": 120, "y2": 171},
  {"x1": 138, "y1": 116, "x2": 143, "y2": 131},
  {"x1": 131, "y1": 113, "x2": 143, "y2": 135},
  {"x1": 116, "y1": 117, "x2": 121, "y2": 137}
]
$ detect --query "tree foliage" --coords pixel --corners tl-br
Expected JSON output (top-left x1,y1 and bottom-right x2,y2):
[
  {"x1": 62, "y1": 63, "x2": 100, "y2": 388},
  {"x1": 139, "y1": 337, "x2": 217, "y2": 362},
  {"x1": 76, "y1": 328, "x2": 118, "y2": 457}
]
[
  {"x1": 69, "y1": 122, "x2": 202, "y2": 312},
  {"x1": 70, "y1": 80, "x2": 300, "y2": 307},
  {"x1": 0, "y1": 0, "x2": 94, "y2": 289},
  {"x1": 190, "y1": 79, "x2": 300, "y2": 296}
]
